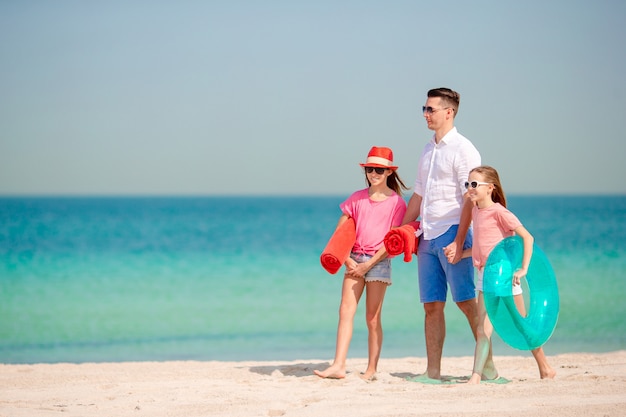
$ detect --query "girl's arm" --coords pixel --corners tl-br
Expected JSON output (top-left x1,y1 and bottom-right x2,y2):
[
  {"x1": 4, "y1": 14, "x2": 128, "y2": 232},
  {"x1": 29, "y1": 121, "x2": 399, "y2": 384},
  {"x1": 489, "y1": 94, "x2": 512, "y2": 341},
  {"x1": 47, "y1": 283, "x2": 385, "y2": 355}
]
[
  {"x1": 335, "y1": 213, "x2": 350, "y2": 230},
  {"x1": 346, "y1": 245, "x2": 388, "y2": 279},
  {"x1": 513, "y1": 225, "x2": 534, "y2": 285},
  {"x1": 336, "y1": 214, "x2": 359, "y2": 272}
]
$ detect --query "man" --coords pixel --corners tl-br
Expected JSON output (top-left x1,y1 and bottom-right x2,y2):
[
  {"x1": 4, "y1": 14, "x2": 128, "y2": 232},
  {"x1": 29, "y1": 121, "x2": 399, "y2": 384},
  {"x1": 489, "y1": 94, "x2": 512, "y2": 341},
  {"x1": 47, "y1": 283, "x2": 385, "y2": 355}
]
[{"x1": 403, "y1": 87, "x2": 492, "y2": 380}]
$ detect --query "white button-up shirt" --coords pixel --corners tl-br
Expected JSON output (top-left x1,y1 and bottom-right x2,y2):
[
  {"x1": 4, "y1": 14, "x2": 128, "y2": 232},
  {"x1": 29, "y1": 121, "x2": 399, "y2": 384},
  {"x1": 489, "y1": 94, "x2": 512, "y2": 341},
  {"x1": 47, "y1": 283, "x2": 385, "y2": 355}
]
[{"x1": 413, "y1": 127, "x2": 481, "y2": 240}]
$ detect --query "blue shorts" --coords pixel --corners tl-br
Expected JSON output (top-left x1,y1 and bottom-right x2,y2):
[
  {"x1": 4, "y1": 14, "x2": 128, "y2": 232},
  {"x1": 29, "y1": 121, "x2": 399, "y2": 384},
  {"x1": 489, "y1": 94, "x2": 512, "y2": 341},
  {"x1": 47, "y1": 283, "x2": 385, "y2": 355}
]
[
  {"x1": 347, "y1": 252, "x2": 392, "y2": 286},
  {"x1": 417, "y1": 225, "x2": 475, "y2": 303}
]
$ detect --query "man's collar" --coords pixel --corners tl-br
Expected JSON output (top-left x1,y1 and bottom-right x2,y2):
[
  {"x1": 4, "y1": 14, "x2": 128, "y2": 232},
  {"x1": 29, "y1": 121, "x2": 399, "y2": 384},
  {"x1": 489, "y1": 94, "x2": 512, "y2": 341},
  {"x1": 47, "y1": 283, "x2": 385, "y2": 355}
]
[{"x1": 432, "y1": 126, "x2": 457, "y2": 145}]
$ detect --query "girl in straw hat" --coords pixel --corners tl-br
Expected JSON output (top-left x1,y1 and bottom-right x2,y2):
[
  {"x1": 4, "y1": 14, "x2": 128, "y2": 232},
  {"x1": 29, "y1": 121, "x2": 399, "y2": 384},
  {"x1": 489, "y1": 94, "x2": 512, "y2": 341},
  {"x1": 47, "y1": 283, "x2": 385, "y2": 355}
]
[{"x1": 314, "y1": 146, "x2": 408, "y2": 380}]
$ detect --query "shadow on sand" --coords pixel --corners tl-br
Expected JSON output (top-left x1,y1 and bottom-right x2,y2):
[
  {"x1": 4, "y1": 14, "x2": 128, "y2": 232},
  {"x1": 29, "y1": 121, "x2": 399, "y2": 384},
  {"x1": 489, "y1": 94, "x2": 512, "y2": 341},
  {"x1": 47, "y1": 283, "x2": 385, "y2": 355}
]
[{"x1": 249, "y1": 362, "x2": 331, "y2": 378}]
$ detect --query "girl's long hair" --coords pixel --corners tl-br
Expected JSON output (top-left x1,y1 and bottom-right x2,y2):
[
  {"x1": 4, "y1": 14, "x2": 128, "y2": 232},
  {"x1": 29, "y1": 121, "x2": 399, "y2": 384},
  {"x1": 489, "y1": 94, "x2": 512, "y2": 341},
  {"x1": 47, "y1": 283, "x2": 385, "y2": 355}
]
[
  {"x1": 470, "y1": 165, "x2": 507, "y2": 207},
  {"x1": 365, "y1": 169, "x2": 410, "y2": 196}
]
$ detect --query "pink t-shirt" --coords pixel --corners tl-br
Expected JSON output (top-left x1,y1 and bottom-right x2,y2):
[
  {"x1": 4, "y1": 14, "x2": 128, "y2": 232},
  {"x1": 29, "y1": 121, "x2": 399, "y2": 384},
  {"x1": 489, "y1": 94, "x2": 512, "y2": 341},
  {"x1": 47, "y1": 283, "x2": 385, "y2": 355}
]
[
  {"x1": 472, "y1": 202, "x2": 522, "y2": 270},
  {"x1": 340, "y1": 188, "x2": 407, "y2": 255}
]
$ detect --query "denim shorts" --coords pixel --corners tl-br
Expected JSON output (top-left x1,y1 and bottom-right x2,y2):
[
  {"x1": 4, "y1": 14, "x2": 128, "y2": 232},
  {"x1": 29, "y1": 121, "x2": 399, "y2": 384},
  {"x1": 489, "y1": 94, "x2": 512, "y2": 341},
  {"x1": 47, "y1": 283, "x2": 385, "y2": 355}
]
[
  {"x1": 347, "y1": 252, "x2": 392, "y2": 286},
  {"x1": 417, "y1": 225, "x2": 475, "y2": 303}
]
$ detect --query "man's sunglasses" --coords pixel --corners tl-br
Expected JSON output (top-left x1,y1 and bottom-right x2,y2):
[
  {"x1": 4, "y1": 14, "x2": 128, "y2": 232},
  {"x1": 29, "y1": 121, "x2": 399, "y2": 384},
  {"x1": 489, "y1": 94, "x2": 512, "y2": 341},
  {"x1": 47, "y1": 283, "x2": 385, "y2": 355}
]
[{"x1": 422, "y1": 106, "x2": 451, "y2": 115}]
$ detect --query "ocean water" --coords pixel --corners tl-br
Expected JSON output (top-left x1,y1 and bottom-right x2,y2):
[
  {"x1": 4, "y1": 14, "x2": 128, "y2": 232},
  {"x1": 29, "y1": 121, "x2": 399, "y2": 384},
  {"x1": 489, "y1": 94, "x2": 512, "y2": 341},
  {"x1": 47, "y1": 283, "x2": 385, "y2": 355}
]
[{"x1": 1, "y1": 195, "x2": 625, "y2": 364}]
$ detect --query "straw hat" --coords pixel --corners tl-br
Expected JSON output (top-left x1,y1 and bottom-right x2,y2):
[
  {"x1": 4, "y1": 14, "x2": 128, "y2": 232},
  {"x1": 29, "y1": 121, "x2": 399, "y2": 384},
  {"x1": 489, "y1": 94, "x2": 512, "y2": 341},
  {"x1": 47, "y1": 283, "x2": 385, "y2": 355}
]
[{"x1": 359, "y1": 146, "x2": 398, "y2": 170}]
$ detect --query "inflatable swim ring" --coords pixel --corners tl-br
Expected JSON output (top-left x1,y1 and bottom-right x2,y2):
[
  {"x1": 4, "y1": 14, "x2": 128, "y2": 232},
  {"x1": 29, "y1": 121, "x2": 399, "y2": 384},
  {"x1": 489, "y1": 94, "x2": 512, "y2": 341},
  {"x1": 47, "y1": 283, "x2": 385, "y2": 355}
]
[{"x1": 483, "y1": 236, "x2": 559, "y2": 350}]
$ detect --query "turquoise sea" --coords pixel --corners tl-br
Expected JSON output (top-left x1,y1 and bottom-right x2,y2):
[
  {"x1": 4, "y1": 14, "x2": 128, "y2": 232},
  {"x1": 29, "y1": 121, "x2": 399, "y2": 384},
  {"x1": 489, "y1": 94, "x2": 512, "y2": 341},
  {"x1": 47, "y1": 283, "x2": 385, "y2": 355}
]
[{"x1": 1, "y1": 195, "x2": 625, "y2": 364}]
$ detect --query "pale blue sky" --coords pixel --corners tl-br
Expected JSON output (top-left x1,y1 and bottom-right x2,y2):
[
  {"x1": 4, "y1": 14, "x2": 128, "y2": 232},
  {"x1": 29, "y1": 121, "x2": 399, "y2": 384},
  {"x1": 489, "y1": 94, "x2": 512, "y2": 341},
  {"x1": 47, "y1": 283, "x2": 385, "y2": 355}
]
[{"x1": 1, "y1": 1, "x2": 625, "y2": 196}]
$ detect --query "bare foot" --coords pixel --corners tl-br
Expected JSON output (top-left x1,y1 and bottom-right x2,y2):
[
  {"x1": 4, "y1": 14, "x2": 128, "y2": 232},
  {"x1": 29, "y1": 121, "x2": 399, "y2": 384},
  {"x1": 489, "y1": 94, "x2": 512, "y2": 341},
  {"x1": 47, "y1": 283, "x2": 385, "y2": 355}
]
[
  {"x1": 481, "y1": 370, "x2": 499, "y2": 381},
  {"x1": 540, "y1": 367, "x2": 556, "y2": 379},
  {"x1": 360, "y1": 370, "x2": 377, "y2": 381},
  {"x1": 313, "y1": 364, "x2": 346, "y2": 379},
  {"x1": 467, "y1": 372, "x2": 482, "y2": 385},
  {"x1": 467, "y1": 370, "x2": 500, "y2": 385},
  {"x1": 425, "y1": 368, "x2": 441, "y2": 380},
  {"x1": 481, "y1": 363, "x2": 499, "y2": 381}
]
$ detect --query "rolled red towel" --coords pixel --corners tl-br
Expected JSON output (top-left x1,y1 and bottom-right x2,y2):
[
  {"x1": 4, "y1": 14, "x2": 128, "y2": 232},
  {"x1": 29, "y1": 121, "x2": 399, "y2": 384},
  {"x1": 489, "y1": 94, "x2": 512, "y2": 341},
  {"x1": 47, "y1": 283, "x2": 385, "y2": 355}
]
[
  {"x1": 320, "y1": 217, "x2": 356, "y2": 274},
  {"x1": 384, "y1": 221, "x2": 420, "y2": 262}
]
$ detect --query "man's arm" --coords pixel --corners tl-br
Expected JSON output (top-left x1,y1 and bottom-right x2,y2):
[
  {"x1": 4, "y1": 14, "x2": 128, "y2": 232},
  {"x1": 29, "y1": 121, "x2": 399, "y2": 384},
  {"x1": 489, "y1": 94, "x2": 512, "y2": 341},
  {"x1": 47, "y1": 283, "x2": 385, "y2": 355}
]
[
  {"x1": 447, "y1": 193, "x2": 473, "y2": 264},
  {"x1": 402, "y1": 193, "x2": 422, "y2": 225}
]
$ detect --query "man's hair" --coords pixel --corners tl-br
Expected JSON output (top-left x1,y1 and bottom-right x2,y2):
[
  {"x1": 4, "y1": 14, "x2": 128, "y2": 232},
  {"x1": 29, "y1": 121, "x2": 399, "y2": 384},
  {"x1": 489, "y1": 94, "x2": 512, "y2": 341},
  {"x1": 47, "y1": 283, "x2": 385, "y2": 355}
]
[{"x1": 427, "y1": 88, "x2": 460, "y2": 116}]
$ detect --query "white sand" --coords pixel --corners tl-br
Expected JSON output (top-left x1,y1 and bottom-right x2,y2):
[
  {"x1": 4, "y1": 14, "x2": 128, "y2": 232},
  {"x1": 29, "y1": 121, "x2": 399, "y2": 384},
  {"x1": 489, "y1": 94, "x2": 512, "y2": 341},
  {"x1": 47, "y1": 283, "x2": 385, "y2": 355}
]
[{"x1": 1, "y1": 351, "x2": 625, "y2": 417}]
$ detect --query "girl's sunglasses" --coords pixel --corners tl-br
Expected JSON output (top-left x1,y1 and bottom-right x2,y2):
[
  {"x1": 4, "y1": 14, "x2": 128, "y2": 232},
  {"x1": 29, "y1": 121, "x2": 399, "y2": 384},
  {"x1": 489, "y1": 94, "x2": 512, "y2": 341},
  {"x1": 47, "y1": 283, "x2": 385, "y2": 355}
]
[
  {"x1": 365, "y1": 167, "x2": 388, "y2": 174},
  {"x1": 464, "y1": 181, "x2": 491, "y2": 189}
]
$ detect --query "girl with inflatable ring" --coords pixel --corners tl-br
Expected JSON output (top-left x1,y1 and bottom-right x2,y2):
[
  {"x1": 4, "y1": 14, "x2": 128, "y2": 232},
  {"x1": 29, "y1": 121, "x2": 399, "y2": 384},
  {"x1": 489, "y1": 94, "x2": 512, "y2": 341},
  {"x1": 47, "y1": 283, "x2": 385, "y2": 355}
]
[{"x1": 452, "y1": 165, "x2": 556, "y2": 383}]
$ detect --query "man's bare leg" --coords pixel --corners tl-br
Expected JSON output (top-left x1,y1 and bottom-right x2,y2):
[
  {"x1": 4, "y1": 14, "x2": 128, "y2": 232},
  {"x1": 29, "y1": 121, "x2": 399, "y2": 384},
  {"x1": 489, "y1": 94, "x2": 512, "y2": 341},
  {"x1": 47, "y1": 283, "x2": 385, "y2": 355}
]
[{"x1": 423, "y1": 301, "x2": 445, "y2": 379}]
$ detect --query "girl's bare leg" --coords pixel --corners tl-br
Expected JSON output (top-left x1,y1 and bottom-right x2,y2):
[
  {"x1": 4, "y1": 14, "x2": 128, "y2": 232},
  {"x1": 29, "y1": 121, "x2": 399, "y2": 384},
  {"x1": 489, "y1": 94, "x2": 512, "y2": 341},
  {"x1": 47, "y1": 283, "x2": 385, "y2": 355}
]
[
  {"x1": 314, "y1": 276, "x2": 365, "y2": 378},
  {"x1": 468, "y1": 292, "x2": 497, "y2": 384},
  {"x1": 361, "y1": 281, "x2": 388, "y2": 380},
  {"x1": 530, "y1": 347, "x2": 557, "y2": 379},
  {"x1": 513, "y1": 293, "x2": 556, "y2": 379}
]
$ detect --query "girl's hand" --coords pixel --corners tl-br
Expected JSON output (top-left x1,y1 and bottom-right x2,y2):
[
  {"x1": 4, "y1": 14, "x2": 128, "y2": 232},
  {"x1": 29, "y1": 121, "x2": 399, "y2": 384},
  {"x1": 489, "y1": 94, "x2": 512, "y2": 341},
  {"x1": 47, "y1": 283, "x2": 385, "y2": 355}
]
[
  {"x1": 443, "y1": 244, "x2": 456, "y2": 263},
  {"x1": 345, "y1": 258, "x2": 367, "y2": 279},
  {"x1": 347, "y1": 261, "x2": 371, "y2": 279},
  {"x1": 513, "y1": 268, "x2": 527, "y2": 287},
  {"x1": 344, "y1": 258, "x2": 358, "y2": 274},
  {"x1": 444, "y1": 244, "x2": 471, "y2": 264}
]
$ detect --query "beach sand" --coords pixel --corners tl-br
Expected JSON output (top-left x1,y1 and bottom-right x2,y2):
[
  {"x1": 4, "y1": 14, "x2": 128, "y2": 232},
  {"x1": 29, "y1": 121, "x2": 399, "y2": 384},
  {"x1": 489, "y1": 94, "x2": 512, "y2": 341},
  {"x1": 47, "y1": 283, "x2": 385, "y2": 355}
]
[{"x1": 1, "y1": 351, "x2": 625, "y2": 417}]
